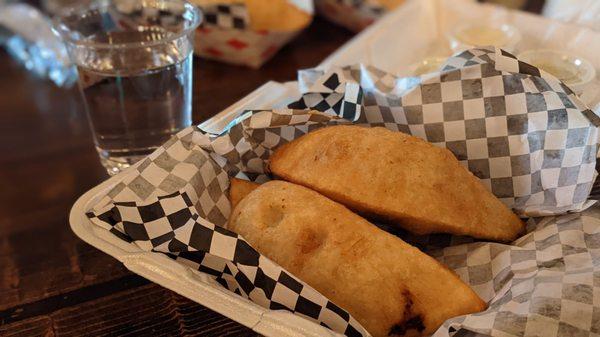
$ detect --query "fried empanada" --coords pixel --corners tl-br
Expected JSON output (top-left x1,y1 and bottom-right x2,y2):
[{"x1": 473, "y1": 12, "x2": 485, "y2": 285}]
[
  {"x1": 229, "y1": 177, "x2": 260, "y2": 209},
  {"x1": 229, "y1": 180, "x2": 486, "y2": 337},
  {"x1": 270, "y1": 125, "x2": 523, "y2": 241}
]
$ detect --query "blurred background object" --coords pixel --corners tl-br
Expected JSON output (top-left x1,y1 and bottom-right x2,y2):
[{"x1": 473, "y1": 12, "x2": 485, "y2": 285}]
[
  {"x1": 448, "y1": 22, "x2": 521, "y2": 53},
  {"x1": 0, "y1": 0, "x2": 314, "y2": 84},
  {"x1": 542, "y1": 0, "x2": 600, "y2": 31},
  {"x1": 42, "y1": 0, "x2": 92, "y2": 15},
  {"x1": 190, "y1": 0, "x2": 314, "y2": 68},
  {"x1": 315, "y1": 0, "x2": 405, "y2": 32},
  {"x1": 315, "y1": 0, "x2": 550, "y2": 33},
  {"x1": 481, "y1": 0, "x2": 527, "y2": 9},
  {"x1": 0, "y1": 3, "x2": 76, "y2": 86},
  {"x1": 517, "y1": 49, "x2": 596, "y2": 95},
  {"x1": 479, "y1": 0, "x2": 544, "y2": 12}
]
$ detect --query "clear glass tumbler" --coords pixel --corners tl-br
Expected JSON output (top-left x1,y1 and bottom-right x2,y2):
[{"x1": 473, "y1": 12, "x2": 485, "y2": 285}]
[{"x1": 53, "y1": 0, "x2": 201, "y2": 175}]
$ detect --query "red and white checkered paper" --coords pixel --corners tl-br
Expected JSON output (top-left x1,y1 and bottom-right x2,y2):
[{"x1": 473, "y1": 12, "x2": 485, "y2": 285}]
[
  {"x1": 193, "y1": 1, "x2": 313, "y2": 68},
  {"x1": 194, "y1": 26, "x2": 302, "y2": 68}
]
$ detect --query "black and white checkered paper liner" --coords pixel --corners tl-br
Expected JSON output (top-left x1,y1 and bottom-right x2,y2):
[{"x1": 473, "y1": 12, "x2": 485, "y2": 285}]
[
  {"x1": 200, "y1": 4, "x2": 249, "y2": 30},
  {"x1": 290, "y1": 47, "x2": 600, "y2": 217},
  {"x1": 110, "y1": 0, "x2": 188, "y2": 30},
  {"x1": 114, "y1": 1, "x2": 250, "y2": 30},
  {"x1": 404, "y1": 206, "x2": 600, "y2": 337}
]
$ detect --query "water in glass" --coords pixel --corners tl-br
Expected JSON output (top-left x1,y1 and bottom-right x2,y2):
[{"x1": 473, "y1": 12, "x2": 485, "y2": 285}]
[{"x1": 76, "y1": 29, "x2": 192, "y2": 174}]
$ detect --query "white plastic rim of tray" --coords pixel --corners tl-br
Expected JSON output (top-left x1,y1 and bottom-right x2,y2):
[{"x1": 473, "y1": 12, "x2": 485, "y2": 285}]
[{"x1": 70, "y1": 0, "x2": 600, "y2": 336}]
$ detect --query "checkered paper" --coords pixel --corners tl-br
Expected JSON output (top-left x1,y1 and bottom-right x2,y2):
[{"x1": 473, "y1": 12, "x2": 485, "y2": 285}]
[
  {"x1": 111, "y1": 0, "x2": 190, "y2": 30},
  {"x1": 119, "y1": 2, "x2": 250, "y2": 31},
  {"x1": 427, "y1": 207, "x2": 600, "y2": 337},
  {"x1": 352, "y1": 206, "x2": 600, "y2": 337},
  {"x1": 201, "y1": 4, "x2": 249, "y2": 30},
  {"x1": 290, "y1": 47, "x2": 600, "y2": 217}
]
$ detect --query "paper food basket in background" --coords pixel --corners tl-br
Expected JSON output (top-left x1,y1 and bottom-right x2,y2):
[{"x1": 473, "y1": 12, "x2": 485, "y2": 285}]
[
  {"x1": 70, "y1": 0, "x2": 600, "y2": 336},
  {"x1": 314, "y1": 0, "x2": 407, "y2": 32},
  {"x1": 191, "y1": 0, "x2": 313, "y2": 68},
  {"x1": 543, "y1": 0, "x2": 600, "y2": 31}
]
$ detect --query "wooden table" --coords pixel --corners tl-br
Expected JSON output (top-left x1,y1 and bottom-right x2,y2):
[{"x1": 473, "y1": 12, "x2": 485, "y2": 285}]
[{"x1": 0, "y1": 17, "x2": 353, "y2": 336}]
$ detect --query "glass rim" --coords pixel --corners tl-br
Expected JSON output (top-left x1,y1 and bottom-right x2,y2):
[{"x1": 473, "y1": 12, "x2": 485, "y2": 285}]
[{"x1": 52, "y1": 0, "x2": 202, "y2": 50}]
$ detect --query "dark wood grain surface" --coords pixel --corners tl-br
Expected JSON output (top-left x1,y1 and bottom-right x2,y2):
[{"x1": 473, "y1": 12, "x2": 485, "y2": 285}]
[{"x1": 0, "y1": 16, "x2": 353, "y2": 336}]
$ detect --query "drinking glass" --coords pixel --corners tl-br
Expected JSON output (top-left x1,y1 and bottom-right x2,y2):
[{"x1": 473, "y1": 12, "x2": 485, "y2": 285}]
[{"x1": 53, "y1": 0, "x2": 201, "y2": 175}]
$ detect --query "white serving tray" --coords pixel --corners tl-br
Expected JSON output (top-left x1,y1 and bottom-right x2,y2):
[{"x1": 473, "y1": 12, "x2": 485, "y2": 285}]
[{"x1": 69, "y1": 1, "x2": 600, "y2": 336}]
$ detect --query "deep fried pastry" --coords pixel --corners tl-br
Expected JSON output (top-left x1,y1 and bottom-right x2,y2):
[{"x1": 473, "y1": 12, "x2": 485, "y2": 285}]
[
  {"x1": 270, "y1": 125, "x2": 523, "y2": 241},
  {"x1": 229, "y1": 177, "x2": 260, "y2": 209},
  {"x1": 229, "y1": 180, "x2": 486, "y2": 337}
]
